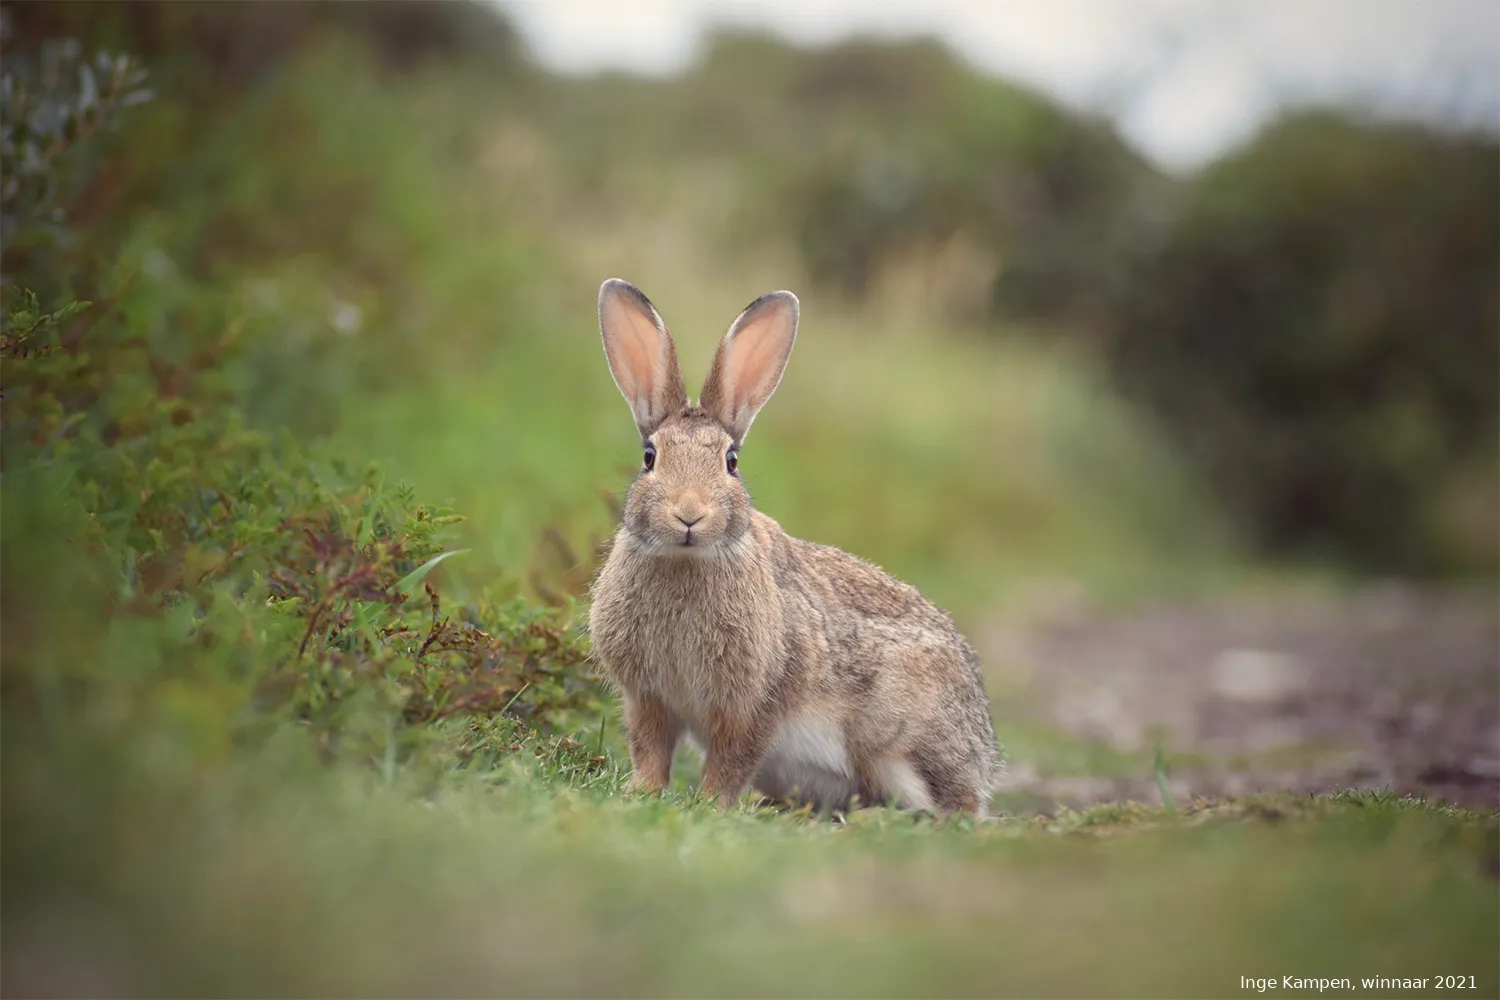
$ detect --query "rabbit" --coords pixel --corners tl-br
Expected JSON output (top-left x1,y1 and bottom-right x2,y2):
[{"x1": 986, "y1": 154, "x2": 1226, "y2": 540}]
[{"x1": 587, "y1": 278, "x2": 1001, "y2": 816}]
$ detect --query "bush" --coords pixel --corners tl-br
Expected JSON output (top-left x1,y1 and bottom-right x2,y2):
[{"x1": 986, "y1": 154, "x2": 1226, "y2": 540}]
[
  {"x1": 1105, "y1": 112, "x2": 1499, "y2": 575},
  {"x1": 1, "y1": 24, "x2": 604, "y2": 789},
  {"x1": 0, "y1": 10, "x2": 151, "y2": 302},
  {"x1": 1, "y1": 0, "x2": 526, "y2": 88},
  {"x1": 779, "y1": 39, "x2": 1152, "y2": 325}
]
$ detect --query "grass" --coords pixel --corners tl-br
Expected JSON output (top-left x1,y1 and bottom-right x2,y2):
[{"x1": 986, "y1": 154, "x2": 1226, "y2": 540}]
[{"x1": 6, "y1": 712, "x2": 1497, "y2": 997}]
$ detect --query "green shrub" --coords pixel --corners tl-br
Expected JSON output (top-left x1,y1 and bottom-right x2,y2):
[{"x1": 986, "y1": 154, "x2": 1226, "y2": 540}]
[
  {"x1": 1, "y1": 24, "x2": 605, "y2": 790},
  {"x1": 0, "y1": 10, "x2": 151, "y2": 308},
  {"x1": 1, "y1": 0, "x2": 526, "y2": 90},
  {"x1": 793, "y1": 95, "x2": 1147, "y2": 324},
  {"x1": 1105, "y1": 111, "x2": 1499, "y2": 575},
  {"x1": 3, "y1": 271, "x2": 604, "y2": 764},
  {"x1": 704, "y1": 34, "x2": 1156, "y2": 324}
]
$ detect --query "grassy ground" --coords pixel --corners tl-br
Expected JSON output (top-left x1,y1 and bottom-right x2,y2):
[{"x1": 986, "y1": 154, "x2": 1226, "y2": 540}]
[
  {"x1": 4, "y1": 37, "x2": 1497, "y2": 998},
  {"x1": 6, "y1": 704, "x2": 1497, "y2": 997}
]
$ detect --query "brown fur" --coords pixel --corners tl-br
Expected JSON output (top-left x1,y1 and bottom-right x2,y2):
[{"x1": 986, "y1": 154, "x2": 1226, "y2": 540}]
[{"x1": 587, "y1": 279, "x2": 1001, "y2": 815}]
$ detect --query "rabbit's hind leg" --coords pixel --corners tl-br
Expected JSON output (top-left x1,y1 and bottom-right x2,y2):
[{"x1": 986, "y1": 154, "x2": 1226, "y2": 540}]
[
  {"x1": 868, "y1": 756, "x2": 937, "y2": 812},
  {"x1": 906, "y1": 748, "x2": 989, "y2": 818}
]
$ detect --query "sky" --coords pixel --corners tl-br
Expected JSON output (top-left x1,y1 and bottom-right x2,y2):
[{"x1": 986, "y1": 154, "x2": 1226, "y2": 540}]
[{"x1": 496, "y1": 0, "x2": 1500, "y2": 171}]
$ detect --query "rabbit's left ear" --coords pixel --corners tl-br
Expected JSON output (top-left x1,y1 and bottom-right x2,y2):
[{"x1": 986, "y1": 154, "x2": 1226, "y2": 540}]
[
  {"x1": 700, "y1": 291, "x2": 798, "y2": 443},
  {"x1": 599, "y1": 279, "x2": 689, "y2": 439}
]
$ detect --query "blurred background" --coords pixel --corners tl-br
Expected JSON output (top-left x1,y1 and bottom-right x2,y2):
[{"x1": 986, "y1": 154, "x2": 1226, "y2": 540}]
[{"x1": 2, "y1": 1, "x2": 1497, "y2": 994}]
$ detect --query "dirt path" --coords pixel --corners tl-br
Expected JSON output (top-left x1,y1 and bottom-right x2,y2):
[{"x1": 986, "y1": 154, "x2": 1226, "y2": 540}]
[{"x1": 980, "y1": 586, "x2": 1499, "y2": 812}]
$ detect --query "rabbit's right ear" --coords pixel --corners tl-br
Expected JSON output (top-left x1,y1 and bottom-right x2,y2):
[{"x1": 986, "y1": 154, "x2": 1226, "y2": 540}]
[
  {"x1": 598, "y1": 279, "x2": 688, "y2": 439},
  {"x1": 699, "y1": 290, "x2": 798, "y2": 444}
]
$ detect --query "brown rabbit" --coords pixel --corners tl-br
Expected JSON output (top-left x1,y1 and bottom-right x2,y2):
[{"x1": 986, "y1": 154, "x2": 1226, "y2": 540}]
[{"x1": 587, "y1": 279, "x2": 1001, "y2": 816}]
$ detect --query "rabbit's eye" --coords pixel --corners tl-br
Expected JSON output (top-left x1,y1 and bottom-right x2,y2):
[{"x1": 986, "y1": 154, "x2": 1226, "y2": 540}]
[
  {"x1": 726, "y1": 448, "x2": 738, "y2": 475},
  {"x1": 642, "y1": 444, "x2": 656, "y2": 472}
]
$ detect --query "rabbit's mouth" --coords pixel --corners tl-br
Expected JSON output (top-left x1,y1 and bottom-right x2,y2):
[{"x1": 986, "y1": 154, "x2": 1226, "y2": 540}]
[
  {"x1": 663, "y1": 528, "x2": 716, "y2": 557},
  {"x1": 633, "y1": 526, "x2": 745, "y2": 562},
  {"x1": 626, "y1": 516, "x2": 741, "y2": 558}
]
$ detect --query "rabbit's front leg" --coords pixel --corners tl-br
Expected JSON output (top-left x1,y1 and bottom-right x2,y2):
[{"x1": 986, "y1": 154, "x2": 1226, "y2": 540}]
[
  {"x1": 699, "y1": 712, "x2": 774, "y2": 809},
  {"x1": 622, "y1": 691, "x2": 682, "y2": 794}
]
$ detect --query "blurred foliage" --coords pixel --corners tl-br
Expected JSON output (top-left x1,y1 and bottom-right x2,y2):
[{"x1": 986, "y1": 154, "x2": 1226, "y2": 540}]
[
  {"x1": 0, "y1": 10, "x2": 151, "y2": 292},
  {"x1": 527, "y1": 32, "x2": 1154, "y2": 326},
  {"x1": 3, "y1": 0, "x2": 546, "y2": 439},
  {"x1": 1, "y1": 0, "x2": 525, "y2": 88},
  {"x1": 1107, "y1": 113, "x2": 1499, "y2": 575},
  {"x1": 772, "y1": 38, "x2": 1152, "y2": 327},
  {"x1": 1, "y1": 6, "x2": 1496, "y2": 995},
  {"x1": 0, "y1": 9, "x2": 604, "y2": 792},
  {"x1": 519, "y1": 27, "x2": 1497, "y2": 576}
]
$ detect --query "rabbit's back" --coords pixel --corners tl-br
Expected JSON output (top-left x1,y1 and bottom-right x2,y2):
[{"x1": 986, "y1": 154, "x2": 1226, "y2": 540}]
[{"x1": 771, "y1": 528, "x2": 1002, "y2": 803}]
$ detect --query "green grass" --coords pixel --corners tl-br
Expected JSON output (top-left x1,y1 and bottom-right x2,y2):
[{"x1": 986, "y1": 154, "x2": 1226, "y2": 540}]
[{"x1": 6, "y1": 714, "x2": 1496, "y2": 997}]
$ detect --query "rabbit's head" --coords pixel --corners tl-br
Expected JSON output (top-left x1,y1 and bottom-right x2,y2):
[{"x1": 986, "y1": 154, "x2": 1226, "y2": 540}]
[{"x1": 598, "y1": 279, "x2": 798, "y2": 558}]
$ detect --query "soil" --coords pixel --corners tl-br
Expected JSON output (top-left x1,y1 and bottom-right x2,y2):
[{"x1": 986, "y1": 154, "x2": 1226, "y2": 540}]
[{"x1": 980, "y1": 584, "x2": 1500, "y2": 813}]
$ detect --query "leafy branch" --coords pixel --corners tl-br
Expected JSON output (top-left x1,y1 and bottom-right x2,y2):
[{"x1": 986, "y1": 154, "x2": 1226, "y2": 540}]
[{"x1": 0, "y1": 11, "x2": 153, "y2": 267}]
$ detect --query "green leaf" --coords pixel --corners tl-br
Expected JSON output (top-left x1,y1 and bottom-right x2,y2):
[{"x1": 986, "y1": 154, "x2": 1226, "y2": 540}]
[
  {"x1": 51, "y1": 299, "x2": 90, "y2": 323},
  {"x1": 1153, "y1": 744, "x2": 1177, "y2": 816},
  {"x1": 396, "y1": 549, "x2": 469, "y2": 597},
  {"x1": 352, "y1": 601, "x2": 382, "y2": 652}
]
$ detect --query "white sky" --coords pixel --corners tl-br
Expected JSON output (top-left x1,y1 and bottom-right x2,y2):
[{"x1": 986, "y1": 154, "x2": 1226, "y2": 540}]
[{"x1": 495, "y1": 0, "x2": 1500, "y2": 171}]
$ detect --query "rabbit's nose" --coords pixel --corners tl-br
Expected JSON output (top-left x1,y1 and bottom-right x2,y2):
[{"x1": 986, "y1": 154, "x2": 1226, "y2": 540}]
[{"x1": 674, "y1": 513, "x2": 704, "y2": 529}]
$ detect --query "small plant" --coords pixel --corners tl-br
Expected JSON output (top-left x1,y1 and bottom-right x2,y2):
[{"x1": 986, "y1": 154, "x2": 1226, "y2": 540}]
[
  {"x1": 1153, "y1": 742, "x2": 1178, "y2": 816},
  {"x1": 0, "y1": 288, "x2": 89, "y2": 357}
]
